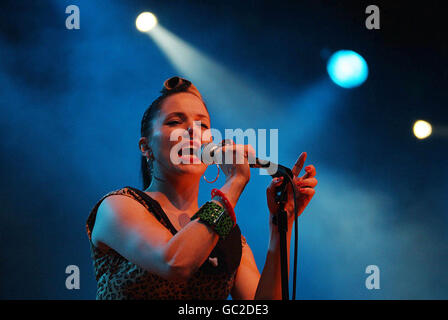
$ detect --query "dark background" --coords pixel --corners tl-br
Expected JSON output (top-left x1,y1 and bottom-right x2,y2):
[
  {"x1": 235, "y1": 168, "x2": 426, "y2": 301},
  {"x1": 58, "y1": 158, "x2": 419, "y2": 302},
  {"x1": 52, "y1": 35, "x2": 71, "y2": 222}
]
[{"x1": 0, "y1": 0, "x2": 446, "y2": 299}]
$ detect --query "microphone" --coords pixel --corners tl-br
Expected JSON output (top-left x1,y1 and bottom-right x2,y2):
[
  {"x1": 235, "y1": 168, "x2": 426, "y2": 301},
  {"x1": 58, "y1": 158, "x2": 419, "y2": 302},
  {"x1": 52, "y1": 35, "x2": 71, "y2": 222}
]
[{"x1": 200, "y1": 142, "x2": 292, "y2": 178}]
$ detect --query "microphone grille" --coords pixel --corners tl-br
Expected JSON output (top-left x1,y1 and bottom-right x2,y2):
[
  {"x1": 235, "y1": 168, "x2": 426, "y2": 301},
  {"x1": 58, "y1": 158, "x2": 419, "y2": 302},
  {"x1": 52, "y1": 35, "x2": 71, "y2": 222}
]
[{"x1": 201, "y1": 142, "x2": 218, "y2": 164}]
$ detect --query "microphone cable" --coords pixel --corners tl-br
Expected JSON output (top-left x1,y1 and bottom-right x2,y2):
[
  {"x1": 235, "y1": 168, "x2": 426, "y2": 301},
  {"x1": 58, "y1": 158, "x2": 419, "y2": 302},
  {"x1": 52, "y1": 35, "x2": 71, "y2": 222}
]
[{"x1": 284, "y1": 172, "x2": 299, "y2": 300}]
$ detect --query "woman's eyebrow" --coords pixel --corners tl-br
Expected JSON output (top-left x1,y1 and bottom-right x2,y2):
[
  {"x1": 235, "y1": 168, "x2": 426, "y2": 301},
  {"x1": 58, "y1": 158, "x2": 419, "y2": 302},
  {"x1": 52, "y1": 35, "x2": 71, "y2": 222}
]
[
  {"x1": 164, "y1": 112, "x2": 186, "y2": 120},
  {"x1": 165, "y1": 112, "x2": 209, "y2": 120},
  {"x1": 196, "y1": 114, "x2": 209, "y2": 120}
]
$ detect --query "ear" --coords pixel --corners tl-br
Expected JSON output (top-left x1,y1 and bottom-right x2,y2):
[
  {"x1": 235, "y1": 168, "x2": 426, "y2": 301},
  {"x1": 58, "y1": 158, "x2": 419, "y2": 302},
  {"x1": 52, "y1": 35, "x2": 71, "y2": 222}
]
[{"x1": 138, "y1": 137, "x2": 151, "y2": 158}]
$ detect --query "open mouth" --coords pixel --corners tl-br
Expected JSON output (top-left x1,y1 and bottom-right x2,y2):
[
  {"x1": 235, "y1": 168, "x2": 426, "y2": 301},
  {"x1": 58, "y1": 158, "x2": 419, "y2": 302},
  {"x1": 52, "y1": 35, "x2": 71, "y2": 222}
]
[{"x1": 178, "y1": 146, "x2": 197, "y2": 156}]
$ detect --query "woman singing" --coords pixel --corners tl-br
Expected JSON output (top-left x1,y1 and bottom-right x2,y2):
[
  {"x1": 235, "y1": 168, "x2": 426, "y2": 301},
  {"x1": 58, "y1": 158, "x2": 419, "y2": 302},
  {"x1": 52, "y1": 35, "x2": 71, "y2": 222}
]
[{"x1": 86, "y1": 76, "x2": 317, "y2": 299}]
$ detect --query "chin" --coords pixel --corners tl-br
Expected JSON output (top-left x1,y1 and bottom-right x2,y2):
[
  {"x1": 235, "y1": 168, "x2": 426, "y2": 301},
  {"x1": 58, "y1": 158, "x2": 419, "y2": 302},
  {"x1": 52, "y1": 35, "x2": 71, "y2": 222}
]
[{"x1": 175, "y1": 157, "x2": 207, "y2": 175}]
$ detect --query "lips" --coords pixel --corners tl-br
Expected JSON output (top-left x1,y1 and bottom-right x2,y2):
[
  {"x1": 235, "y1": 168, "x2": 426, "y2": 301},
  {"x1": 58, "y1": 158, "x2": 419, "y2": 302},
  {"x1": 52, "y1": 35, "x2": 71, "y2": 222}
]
[
  {"x1": 178, "y1": 147, "x2": 197, "y2": 156},
  {"x1": 177, "y1": 141, "x2": 201, "y2": 157}
]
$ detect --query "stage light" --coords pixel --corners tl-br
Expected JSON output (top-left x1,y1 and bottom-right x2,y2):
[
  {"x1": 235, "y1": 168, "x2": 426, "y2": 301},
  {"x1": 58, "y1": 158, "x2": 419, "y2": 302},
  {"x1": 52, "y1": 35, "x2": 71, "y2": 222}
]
[
  {"x1": 135, "y1": 12, "x2": 158, "y2": 32},
  {"x1": 145, "y1": 25, "x2": 277, "y2": 126},
  {"x1": 327, "y1": 50, "x2": 368, "y2": 88},
  {"x1": 413, "y1": 120, "x2": 432, "y2": 139}
]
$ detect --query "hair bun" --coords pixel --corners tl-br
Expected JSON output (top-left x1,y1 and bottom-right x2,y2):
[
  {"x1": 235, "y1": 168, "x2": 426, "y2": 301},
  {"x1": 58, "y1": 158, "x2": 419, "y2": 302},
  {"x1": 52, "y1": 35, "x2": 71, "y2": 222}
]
[
  {"x1": 161, "y1": 76, "x2": 202, "y2": 100},
  {"x1": 163, "y1": 76, "x2": 187, "y2": 90}
]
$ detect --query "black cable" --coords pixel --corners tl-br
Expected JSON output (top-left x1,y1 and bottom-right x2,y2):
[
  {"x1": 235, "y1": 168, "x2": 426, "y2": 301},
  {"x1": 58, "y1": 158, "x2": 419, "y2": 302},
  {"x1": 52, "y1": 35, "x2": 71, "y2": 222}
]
[{"x1": 285, "y1": 173, "x2": 299, "y2": 300}]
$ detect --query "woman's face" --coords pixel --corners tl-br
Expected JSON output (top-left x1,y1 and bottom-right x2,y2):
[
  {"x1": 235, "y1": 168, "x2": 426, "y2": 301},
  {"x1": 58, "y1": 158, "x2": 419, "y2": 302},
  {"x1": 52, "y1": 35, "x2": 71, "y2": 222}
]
[{"x1": 147, "y1": 92, "x2": 212, "y2": 178}]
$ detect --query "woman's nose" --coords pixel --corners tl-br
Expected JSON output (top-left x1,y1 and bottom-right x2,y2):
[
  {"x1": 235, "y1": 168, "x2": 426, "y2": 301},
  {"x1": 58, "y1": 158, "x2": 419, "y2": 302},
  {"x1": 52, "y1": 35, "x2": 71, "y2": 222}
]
[
  {"x1": 187, "y1": 122, "x2": 202, "y2": 138},
  {"x1": 187, "y1": 126, "x2": 194, "y2": 137}
]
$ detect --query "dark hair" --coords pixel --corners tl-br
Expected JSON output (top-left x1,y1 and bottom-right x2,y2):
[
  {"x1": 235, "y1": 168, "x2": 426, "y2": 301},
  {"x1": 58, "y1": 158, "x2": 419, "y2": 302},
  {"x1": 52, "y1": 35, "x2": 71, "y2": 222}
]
[{"x1": 140, "y1": 78, "x2": 208, "y2": 189}]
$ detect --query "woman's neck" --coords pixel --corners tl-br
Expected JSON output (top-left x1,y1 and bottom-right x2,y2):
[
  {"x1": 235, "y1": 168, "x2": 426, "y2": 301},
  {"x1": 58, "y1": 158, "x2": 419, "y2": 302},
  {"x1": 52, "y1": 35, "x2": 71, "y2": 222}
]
[{"x1": 146, "y1": 173, "x2": 200, "y2": 215}]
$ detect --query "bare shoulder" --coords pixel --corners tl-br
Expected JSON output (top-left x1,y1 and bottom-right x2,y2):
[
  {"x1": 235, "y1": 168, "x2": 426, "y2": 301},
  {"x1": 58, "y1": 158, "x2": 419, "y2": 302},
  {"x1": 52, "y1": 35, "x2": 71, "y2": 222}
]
[
  {"x1": 95, "y1": 195, "x2": 146, "y2": 225},
  {"x1": 92, "y1": 194, "x2": 166, "y2": 248},
  {"x1": 99, "y1": 194, "x2": 146, "y2": 216}
]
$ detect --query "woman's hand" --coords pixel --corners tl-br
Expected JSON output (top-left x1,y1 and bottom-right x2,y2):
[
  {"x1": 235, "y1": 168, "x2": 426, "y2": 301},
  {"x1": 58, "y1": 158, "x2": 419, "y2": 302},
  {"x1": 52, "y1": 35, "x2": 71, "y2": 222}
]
[
  {"x1": 266, "y1": 152, "x2": 317, "y2": 225},
  {"x1": 217, "y1": 139, "x2": 255, "y2": 184},
  {"x1": 215, "y1": 139, "x2": 255, "y2": 209}
]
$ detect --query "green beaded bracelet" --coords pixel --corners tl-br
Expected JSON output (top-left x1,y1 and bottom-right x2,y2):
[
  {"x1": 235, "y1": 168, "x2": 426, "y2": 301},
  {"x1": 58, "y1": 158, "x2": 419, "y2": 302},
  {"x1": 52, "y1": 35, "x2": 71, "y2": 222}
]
[{"x1": 191, "y1": 201, "x2": 235, "y2": 239}]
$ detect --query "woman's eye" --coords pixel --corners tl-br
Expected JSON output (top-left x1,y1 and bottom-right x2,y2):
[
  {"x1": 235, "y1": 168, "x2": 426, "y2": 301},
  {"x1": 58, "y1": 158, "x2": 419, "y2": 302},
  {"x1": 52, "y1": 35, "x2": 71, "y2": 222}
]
[
  {"x1": 201, "y1": 124, "x2": 209, "y2": 129},
  {"x1": 167, "y1": 120, "x2": 181, "y2": 125}
]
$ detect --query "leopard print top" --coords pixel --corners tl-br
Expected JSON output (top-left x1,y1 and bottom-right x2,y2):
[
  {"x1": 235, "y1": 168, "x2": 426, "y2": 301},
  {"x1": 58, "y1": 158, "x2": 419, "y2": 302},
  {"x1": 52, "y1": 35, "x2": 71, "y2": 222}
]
[{"x1": 86, "y1": 186, "x2": 245, "y2": 300}]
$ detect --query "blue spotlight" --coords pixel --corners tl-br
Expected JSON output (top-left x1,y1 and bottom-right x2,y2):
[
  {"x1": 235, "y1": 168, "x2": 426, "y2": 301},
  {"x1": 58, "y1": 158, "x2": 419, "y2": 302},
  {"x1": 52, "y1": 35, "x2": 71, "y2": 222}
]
[{"x1": 327, "y1": 50, "x2": 368, "y2": 88}]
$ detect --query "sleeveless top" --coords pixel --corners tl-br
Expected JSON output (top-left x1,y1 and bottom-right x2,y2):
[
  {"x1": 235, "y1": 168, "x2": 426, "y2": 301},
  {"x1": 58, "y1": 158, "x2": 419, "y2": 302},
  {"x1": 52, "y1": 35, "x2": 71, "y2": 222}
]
[{"x1": 86, "y1": 186, "x2": 245, "y2": 300}]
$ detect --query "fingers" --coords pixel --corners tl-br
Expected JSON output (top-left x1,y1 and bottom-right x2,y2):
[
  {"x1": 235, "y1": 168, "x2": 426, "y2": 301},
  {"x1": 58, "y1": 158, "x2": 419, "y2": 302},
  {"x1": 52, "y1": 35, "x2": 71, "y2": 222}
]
[
  {"x1": 295, "y1": 174, "x2": 317, "y2": 199},
  {"x1": 301, "y1": 164, "x2": 316, "y2": 179},
  {"x1": 221, "y1": 139, "x2": 234, "y2": 146},
  {"x1": 243, "y1": 144, "x2": 256, "y2": 159},
  {"x1": 269, "y1": 176, "x2": 317, "y2": 193},
  {"x1": 267, "y1": 176, "x2": 285, "y2": 191},
  {"x1": 219, "y1": 142, "x2": 256, "y2": 164},
  {"x1": 296, "y1": 177, "x2": 317, "y2": 189},
  {"x1": 292, "y1": 152, "x2": 307, "y2": 177},
  {"x1": 266, "y1": 176, "x2": 284, "y2": 198},
  {"x1": 298, "y1": 187, "x2": 315, "y2": 196},
  {"x1": 267, "y1": 175, "x2": 316, "y2": 209},
  {"x1": 220, "y1": 143, "x2": 254, "y2": 156},
  {"x1": 268, "y1": 176, "x2": 284, "y2": 190}
]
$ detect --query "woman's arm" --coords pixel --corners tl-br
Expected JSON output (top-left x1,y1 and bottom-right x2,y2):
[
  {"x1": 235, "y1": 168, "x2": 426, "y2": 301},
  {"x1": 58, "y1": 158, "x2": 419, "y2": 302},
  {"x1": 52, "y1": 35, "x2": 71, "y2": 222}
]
[
  {"x1": 230, "y1": 227, "x2": 293, "y2": 300},
  {"x1": 254, "y1": 224, "x2": 293, "y2": 299},
  {"x1": 232, "y1": 153, "x2": 317, "y2": 300},
  {"x1": 230, "y1": 239, "x2": 260, "y2": 300},
  {"x1": 91, "y1": 176, "x2": 247, "y2": 282}
]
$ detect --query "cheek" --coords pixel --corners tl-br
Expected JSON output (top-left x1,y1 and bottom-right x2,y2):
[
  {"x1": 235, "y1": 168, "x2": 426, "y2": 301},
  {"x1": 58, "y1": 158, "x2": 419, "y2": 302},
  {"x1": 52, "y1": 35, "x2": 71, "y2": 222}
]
[
  {"x1": 152, "y1": 127, "x2": 182, "y2": 158},
  {"x1": 148, "y1": 129, "x2": 166, "y2": 156},
  {"x1": 200, "y1": 128, "x2": 214, "y2": 144}
]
